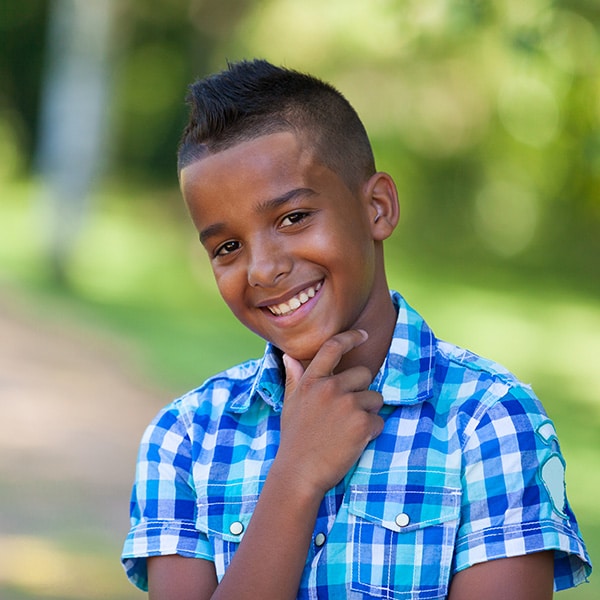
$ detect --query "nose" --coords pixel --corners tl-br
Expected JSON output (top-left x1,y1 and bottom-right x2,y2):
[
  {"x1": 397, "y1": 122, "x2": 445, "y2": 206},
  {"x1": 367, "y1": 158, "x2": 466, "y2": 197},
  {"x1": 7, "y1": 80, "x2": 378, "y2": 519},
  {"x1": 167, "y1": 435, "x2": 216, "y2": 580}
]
[{"x1": 247, "y1": 240, "x2": 292, "y2": 287}]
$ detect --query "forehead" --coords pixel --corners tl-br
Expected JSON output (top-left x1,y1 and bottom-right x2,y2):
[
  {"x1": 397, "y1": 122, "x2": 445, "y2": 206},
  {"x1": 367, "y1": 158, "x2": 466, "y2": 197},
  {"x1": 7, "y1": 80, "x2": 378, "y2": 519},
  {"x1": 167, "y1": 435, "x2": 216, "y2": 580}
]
[
  {"x1": 181, "y1": 132, "x2": 312, "y2": 193},
  {"x1": 179, "y1": 131, "x2": 345, "y2": 218}
]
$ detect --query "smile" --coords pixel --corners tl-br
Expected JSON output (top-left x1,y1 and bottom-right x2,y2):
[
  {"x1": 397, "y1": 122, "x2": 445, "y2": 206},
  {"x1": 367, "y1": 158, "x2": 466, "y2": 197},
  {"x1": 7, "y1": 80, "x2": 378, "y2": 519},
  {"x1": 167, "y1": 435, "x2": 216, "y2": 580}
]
[{"x1": 267, "y1": 281, "x2": 323, "y2": 316}]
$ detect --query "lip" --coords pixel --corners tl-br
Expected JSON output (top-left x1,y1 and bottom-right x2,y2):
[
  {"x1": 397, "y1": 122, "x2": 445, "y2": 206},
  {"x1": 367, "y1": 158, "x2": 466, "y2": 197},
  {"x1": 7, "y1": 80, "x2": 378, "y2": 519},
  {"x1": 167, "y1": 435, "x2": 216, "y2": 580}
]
[
  {"x1": 258, "y1": 279, "x2": 324, "y2": 322},
  {"x1": 257, "y1": 279, "x2": 323, "y2": 308}
]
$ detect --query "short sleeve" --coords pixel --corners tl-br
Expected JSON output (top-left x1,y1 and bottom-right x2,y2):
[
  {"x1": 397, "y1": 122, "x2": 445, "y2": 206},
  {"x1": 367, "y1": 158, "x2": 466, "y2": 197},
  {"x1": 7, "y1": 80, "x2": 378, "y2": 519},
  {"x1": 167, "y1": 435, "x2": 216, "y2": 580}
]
[
  {"x1": 454, "y1": 388, "x2": 592, "y2": 590},
  {"x1": 121, "y1": 405, "x2": 213, "y2": 591}
]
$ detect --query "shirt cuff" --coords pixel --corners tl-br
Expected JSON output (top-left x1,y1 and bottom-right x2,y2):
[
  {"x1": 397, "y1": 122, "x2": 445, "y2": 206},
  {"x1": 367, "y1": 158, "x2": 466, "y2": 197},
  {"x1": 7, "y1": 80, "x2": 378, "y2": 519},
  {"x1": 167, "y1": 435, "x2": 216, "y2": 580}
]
[
  {"x1": 453, "y1": 518, "x2": 592, "y2": 591},
  {"x1": 121, "y1": 519, "x2": 213, "y2": 591}
]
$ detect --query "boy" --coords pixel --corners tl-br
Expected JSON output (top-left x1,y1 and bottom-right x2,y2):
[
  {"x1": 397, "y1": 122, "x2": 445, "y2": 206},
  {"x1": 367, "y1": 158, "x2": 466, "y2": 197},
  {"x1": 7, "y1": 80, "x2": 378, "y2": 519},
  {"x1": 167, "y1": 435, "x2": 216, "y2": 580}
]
[{"x1": 122, "y1": 60, "x2": 591, "y2": 599}]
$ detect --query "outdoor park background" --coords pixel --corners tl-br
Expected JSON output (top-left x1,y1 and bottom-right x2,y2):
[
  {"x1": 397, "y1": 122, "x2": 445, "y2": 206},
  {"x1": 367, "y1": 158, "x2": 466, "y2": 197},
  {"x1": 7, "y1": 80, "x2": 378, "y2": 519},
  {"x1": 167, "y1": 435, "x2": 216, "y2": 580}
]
[{"x1": 1, "y1": 0, "x2": 598, "y2": 598}]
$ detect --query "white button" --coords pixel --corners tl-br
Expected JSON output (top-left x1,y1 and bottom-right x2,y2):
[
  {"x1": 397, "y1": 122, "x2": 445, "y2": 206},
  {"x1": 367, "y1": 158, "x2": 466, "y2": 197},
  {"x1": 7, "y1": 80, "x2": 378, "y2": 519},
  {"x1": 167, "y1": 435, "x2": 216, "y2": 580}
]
[
  {"x1": 395, "y1": 513, "x2": 410, "y2": 528},
  {"x1": 229, "y1": 521, "x2": 244, "y2": 536},
  {"x1": 314, "y1": 532, "x2": 326, "y2": 547}
]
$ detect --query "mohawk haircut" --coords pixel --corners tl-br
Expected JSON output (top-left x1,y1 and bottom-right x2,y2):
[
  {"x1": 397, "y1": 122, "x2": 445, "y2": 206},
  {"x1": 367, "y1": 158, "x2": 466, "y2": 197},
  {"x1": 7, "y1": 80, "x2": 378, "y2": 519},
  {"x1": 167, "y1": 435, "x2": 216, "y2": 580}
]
[{"x1": 177, "y1": 59, "x2": 376, "y2": 191}]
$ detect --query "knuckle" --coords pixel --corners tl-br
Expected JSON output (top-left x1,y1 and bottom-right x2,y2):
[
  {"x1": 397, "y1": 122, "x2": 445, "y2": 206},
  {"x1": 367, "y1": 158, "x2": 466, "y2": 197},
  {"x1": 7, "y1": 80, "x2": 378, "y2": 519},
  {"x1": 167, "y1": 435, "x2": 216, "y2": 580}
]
[
  {"x1": 358, "y1": 390, "x2": 383, "y2": 412},
  {"x1": 355, "y1": 412, "x2": 377, "y2": 441},
  {"x1": 320, "y1": 378, "x2": 339, "y2": 397},
  {"x1": 321, "y1": 337, "x2": 345, "y2": 354},
  {"x1": 370, "y1": 390, "x2": 384, "y2": 407},
  {"x1": 355, "y1": 366, "x2": 373, "y2": 385},
  {"x1": 359, "y1": 412, "x2": 383, "y2": 437},
  {"x1": 371, "y1": 415, "x2": 385, "y2": 437}
]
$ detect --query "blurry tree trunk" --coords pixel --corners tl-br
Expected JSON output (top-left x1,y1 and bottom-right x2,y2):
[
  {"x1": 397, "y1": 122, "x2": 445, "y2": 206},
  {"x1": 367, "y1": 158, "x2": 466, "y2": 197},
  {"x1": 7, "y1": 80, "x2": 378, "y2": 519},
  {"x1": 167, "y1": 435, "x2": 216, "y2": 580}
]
[{"x1": 35, "y1": 0, "x2": 115, "y2": 284}]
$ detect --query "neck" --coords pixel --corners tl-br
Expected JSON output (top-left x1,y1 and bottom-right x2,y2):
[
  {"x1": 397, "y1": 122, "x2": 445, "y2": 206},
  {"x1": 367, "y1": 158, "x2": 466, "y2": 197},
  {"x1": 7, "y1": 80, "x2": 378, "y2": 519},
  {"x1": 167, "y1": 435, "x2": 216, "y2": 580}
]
[{"x1": 335, "y1": 282, "x2": 397, "y2": 380}]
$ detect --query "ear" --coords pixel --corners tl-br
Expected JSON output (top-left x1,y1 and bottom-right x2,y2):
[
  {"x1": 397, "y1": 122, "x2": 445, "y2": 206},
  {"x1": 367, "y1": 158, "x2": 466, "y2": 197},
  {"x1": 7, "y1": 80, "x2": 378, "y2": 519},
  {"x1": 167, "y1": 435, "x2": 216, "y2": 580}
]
[{"x1": 363, "y1": 172, "x2": 400, "y2": 241}]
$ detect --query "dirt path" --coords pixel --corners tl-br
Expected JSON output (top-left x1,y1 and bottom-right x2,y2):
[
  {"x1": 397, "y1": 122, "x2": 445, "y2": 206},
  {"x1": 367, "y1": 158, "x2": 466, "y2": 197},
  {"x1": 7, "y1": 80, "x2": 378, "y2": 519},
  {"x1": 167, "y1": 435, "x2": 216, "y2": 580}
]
[{"x1": 0, "y1": 292, "x2": 169, "y2": 599}]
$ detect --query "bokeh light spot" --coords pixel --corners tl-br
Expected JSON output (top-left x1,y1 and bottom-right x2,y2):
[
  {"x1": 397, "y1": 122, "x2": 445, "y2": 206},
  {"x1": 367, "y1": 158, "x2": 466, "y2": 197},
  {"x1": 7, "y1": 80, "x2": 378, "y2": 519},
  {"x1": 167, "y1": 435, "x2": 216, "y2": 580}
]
[
  {"x1": 498, "y1": 76, "x2": 560, "y2": 147},
  {"x1": 474, "y1": 180, "x2": 539, "y2": 256}
]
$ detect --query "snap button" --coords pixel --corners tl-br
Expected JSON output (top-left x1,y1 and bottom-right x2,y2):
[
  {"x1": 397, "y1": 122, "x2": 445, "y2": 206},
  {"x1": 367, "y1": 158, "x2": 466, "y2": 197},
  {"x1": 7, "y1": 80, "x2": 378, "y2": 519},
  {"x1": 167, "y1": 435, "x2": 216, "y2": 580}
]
[
  {"x1": 395, "y1": 512, "x2": 410, "y2": 528},
  {"x1": 314, "y1": 532, "x2": 326, "y2": 547},
  {"x1": 229, "y1": 521, "x2": 244, "y2": 536}
]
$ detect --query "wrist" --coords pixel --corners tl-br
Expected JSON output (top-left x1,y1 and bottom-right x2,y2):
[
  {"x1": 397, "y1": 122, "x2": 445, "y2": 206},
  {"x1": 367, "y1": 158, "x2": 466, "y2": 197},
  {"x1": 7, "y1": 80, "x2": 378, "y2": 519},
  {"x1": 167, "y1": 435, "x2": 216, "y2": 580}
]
[{"x1": 267, "y1": 457, "x2": 327, "y2": 509}]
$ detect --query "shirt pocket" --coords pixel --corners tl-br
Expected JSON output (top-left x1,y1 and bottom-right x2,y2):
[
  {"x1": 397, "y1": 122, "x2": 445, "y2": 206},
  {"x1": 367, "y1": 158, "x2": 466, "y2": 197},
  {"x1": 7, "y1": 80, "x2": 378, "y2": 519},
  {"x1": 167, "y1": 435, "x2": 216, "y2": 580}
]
[
  {"x1": 195, "y1": 481, "x2": 261, "y2": 581},
  {"x1": 347, "y1": 480, "x2": 461, "y2": 600}
]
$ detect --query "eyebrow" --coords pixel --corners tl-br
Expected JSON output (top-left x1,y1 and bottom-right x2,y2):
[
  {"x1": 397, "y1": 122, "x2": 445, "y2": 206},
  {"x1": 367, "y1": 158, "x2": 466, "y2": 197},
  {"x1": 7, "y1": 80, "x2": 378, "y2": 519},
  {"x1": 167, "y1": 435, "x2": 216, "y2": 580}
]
[
  {"x1": 199, "y1": 187, "x2": 316, "y2": 245},
  {"x1": 255, "y1": 187, "x2": 315, "y2": 213}
]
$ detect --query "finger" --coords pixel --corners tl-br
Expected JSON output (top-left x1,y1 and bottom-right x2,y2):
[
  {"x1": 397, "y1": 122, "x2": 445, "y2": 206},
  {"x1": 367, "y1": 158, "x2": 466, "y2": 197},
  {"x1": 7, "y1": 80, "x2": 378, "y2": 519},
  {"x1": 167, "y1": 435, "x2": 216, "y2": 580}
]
[
  {"x1": 282, "y1": 353, "x2": 305, "y2": 397},
  {"x1": 305, "y1": 329, "x2": 368, "y2": 379},
  {"x1": 333, "y1": 365, "x2": 373, "y2": 393},
  {"x1": 352, "y1": 409, "x2": 385, "y2": 445},
  {"x1": 368, "y1": 413, "x2": 385, "y2": 440},
  {"x1": 354, "y1": 390, "x2": 384, "y2": 414}
]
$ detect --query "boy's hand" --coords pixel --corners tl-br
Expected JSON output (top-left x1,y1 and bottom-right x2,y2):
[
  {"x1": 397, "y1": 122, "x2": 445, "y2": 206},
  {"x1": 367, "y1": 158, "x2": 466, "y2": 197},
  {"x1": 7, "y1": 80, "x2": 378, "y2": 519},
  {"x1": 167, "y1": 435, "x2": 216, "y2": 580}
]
[{"x1": 275, "y1": 330, "x2": 384, "y2": 496}]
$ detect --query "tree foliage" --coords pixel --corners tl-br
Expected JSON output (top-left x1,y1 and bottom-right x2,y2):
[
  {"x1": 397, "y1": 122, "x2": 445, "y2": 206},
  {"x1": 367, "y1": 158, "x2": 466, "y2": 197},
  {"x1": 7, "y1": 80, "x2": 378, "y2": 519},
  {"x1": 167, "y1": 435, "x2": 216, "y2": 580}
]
[{"x1": 1, "y1": 0, "x2": 598, "y2": 279}]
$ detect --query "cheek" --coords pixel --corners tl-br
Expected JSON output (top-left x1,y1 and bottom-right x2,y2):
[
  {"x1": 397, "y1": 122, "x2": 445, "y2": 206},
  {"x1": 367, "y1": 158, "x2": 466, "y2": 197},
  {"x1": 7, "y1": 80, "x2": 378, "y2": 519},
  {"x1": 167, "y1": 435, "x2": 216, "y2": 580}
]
[
  {"x1": 305, "y1": 222, "x2": 360, "y2": 259},
  {"x1": 213, "y1": 269, "x2": 244, "y2": 311},
  {"x1": 311, "y1": 224, "x2": 374, "y2": 277}
]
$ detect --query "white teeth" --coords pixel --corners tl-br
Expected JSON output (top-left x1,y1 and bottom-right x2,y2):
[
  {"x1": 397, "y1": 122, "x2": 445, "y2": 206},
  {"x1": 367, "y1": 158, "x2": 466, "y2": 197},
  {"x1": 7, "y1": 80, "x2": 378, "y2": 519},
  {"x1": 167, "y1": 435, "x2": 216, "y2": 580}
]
[{"x1": 267, "y1": 282, "x2": 322, "y2": 316}]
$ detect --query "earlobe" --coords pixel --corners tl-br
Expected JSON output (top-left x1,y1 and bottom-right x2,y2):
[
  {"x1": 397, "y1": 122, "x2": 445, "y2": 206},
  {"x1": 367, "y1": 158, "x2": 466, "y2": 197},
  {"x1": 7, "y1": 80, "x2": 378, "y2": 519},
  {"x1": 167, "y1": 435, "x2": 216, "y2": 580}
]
[{"x1": 365, "y1": 172, "x2": 400, "y2": 241}]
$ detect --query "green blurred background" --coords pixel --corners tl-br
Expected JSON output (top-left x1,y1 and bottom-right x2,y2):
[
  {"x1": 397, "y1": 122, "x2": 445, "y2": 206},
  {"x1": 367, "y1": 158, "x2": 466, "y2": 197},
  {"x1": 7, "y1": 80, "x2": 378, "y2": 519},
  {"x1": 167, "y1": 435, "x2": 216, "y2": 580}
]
[{"x1": 0, "y1": 0, "x2": 598, "y2": 598}]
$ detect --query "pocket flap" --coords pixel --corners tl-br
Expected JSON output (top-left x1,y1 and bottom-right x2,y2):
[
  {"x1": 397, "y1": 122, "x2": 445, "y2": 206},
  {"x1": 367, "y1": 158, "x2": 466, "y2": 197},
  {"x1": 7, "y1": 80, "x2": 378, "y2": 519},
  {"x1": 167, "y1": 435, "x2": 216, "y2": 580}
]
[
  {"x1": 196, "y1": 480, "x2": 262, "y2": 543},
  {"x1": 348, "y1": 469, "x2": 461, "y2": 533}
]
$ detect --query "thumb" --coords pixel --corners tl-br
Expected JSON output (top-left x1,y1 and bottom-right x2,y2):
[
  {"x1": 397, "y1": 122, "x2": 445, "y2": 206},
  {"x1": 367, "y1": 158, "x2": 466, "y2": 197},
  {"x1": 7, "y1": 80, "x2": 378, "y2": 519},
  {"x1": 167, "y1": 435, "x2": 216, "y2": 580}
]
[{"x1": 282, "y1": 353, "x2": 305, "y2": 397}]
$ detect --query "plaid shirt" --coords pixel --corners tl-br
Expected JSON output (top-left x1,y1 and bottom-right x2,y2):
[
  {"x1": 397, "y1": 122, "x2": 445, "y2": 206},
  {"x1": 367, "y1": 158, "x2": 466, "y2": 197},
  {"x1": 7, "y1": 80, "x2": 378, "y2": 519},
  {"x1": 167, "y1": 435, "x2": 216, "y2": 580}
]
[{"x1": 122, "y1": 291, "x2": 591, "y2": 598}]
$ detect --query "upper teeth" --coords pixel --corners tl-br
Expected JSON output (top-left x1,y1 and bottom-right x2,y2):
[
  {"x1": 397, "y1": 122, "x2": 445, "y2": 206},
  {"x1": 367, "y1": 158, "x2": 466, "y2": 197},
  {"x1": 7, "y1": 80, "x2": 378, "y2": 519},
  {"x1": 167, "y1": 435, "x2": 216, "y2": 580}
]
[{"x1": 268, "y1": 282, "x2": 322, "y2": 316}]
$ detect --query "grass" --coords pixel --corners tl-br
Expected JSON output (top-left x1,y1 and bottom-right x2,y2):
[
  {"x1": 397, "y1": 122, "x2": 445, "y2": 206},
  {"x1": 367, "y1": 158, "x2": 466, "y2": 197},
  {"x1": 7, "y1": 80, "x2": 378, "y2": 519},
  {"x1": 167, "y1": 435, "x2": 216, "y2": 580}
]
[{"x1": 1, "y1": 176, "x2": 597, "y2": 597}]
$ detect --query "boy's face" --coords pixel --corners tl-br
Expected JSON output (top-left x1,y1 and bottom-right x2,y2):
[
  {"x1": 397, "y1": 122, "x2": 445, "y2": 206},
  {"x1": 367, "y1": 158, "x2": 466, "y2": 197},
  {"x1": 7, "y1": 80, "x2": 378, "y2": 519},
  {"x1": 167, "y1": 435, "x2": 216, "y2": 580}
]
[{"x1": 180, "y1": 131, "x2": 387, "y2": 363}]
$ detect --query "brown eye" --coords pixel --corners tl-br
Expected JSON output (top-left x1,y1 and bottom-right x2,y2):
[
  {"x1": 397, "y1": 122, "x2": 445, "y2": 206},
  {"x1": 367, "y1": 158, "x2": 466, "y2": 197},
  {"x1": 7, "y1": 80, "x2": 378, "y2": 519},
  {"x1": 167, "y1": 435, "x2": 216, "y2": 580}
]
[
  {"x1": 215, "y1": 240, "x2": 240, "y2": 256},
  {"x1": 281, "y1": 212, "x2": 310, "y2": 227}
]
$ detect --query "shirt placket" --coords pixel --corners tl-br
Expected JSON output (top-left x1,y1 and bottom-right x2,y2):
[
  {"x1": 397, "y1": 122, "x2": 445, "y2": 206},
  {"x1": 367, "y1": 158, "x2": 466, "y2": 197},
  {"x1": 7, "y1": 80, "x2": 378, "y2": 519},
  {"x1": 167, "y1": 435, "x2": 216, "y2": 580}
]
[{"x1": 303, "y1": 470, "x2": 353, "y2": 599}]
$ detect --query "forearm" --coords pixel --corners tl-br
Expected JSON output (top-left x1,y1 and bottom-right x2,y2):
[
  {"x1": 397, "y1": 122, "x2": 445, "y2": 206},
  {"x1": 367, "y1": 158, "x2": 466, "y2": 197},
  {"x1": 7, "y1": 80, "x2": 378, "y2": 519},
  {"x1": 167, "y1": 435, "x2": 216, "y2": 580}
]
[
  {"x1": 447, "y1": 552, "x2": 554, "y2": 600},
  {"x1": 210, "y1": 459, "x2": 323, "y2": 600}
]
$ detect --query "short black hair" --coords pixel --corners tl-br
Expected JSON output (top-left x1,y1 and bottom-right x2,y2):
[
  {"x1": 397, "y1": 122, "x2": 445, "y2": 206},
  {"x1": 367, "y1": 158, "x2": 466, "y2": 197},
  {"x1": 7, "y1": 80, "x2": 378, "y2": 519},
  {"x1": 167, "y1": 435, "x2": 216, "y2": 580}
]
[{"x1": 178, "y1": 59, "x2": 376, "y2": 191}]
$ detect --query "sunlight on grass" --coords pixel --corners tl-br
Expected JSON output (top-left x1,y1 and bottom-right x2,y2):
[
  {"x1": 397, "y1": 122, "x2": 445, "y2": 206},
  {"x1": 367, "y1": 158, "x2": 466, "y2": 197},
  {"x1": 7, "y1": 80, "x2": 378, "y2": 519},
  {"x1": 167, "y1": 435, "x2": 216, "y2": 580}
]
[
  {"x1": 0, "y1": 179, "x2": 44, "y2": 279},
  {"x1": 68, "y1": 190, "x2": 198, "y2": 309},
  {"x1": 0, "y1": 535, "x2": 134, "y2": 599}
]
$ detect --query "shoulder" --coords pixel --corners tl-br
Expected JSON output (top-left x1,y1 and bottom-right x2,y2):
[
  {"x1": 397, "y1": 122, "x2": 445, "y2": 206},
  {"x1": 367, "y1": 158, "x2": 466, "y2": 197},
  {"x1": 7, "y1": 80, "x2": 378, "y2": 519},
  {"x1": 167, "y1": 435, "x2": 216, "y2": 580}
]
[
  {"x1": 436, "y1": 339, "x2": 526, "y2": 391},
  {"x1": 436, "y1": 339, "x2": 536, "y2": 401},
  {"x1": 142, "y1": 358, "x2": 263, "y2": 440},
  {"x1": 431, "y1": 339, "x2": 548, "y2": 437}
]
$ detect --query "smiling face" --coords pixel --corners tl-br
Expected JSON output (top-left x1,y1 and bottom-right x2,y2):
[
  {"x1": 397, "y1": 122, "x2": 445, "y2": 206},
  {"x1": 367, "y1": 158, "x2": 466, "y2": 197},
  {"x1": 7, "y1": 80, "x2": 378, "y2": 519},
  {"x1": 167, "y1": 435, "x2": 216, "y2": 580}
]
[{"x1": 180, "y1": 131, "x2": 397, "y2": 365}]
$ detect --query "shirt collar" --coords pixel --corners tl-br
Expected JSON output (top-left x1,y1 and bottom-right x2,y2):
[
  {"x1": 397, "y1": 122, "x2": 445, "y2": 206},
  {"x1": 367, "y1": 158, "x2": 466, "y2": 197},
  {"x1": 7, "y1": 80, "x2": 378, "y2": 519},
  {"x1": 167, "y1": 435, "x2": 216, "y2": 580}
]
[
  {"x1": 371, "y1": 290, "x2": 436, "y2": 405},
  {"x1": 227, "y1": 344, "x2": 285, "y2": 413},
  {"x1": 227, "y1": 290, "x2": 436, "y2": 413}
]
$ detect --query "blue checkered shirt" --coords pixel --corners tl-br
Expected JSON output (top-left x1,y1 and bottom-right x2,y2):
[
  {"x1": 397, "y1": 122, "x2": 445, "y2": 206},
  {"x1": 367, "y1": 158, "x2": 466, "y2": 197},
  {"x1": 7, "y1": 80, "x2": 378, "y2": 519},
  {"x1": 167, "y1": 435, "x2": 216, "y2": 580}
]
[{"x1": 122, "y1": 291, "x2": 591, "y2": 598}]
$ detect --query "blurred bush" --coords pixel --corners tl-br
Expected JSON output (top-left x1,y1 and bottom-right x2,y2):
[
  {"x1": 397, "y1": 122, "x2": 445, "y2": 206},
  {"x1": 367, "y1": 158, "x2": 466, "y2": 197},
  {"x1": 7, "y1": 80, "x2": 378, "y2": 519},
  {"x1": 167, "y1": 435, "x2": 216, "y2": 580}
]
[{"x1": 1, "y1": 0, "x2": 599, "y2": 284}]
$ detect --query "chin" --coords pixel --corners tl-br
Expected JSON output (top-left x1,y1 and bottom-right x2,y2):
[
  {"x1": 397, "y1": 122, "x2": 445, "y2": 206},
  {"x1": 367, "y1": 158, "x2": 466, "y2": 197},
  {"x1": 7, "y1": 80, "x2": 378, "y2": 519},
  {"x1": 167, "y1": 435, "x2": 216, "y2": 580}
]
[
  {"x1": 278, "y1": 335, "x2": 331, "y2": 364},
  {"x1": 280, "y1": 347, "x2": 317, "y2": 363}
]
